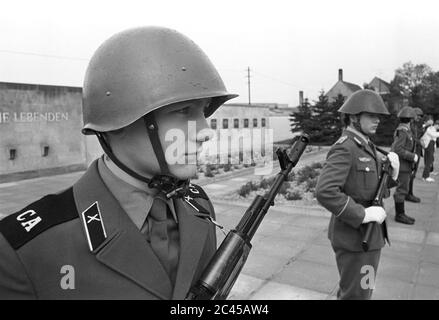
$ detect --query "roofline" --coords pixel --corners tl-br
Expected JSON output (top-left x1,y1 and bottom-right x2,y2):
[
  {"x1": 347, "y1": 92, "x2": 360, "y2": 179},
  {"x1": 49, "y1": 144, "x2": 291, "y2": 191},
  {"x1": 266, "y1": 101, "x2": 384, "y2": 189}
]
[{"x1": 0, "y1": 81, "x2": 82, "y2": 91}]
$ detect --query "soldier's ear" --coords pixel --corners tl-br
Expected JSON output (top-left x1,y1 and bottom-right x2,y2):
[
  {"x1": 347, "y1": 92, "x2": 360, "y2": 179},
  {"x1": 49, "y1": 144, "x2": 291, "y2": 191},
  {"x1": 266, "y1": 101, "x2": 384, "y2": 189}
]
[
  {"x1": 103, "y1": 128, "x2": 126, "y2": 146},
  {"x1": 349, "y1": 114, "x2": 359, "y2": 124}
]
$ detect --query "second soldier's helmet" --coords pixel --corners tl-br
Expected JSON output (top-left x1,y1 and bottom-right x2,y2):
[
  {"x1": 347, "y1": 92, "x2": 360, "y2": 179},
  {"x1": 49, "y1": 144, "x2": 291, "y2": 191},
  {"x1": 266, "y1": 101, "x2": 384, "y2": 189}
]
[
  {"x1": 397, "y1": 106, "x2": 417, "y2": 119},
  {"x1": 338, "y1": 89, "x2": 390, "y2": 115},
  {"x1": 82, "y1": 26, "x2": 238, "y2": 135},
  {"x1": 414, "y1": 107, "x2": 424, "y2": 116}
]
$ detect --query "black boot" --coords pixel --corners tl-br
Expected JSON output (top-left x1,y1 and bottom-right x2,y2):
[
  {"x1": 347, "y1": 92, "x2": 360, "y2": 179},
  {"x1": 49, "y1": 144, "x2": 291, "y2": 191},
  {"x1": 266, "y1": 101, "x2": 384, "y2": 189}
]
[
  {"x1": 395, "y1": 202, "x2": 415, "y2": 225},
  {"x1": 406, "y1": 177, "x2": 421, "y2": 203},
  {"x1": 405, "y1": 194, "x2": 421, "y2": 203}
]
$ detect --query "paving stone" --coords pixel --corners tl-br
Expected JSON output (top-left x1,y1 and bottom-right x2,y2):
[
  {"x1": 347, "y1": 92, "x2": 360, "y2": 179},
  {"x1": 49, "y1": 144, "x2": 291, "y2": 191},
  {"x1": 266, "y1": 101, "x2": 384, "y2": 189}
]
[
  {"x1": 298, "y1": 244, "x2": 336, "y2": 266},
  {"x1": 255, "y1": 221, "x2": 283, "y2": 236},
  {"x1": 376, "y1": 256, "x2": 418, "y2": 282},
  {"x1": 426, "y1": 232, "x2": 439, "y2": 246},
  {"x1": 250, "y1": 236, "x2": 307, "y2": 259},
  {"x1": 381, "y1": 240, "x2": 423, "y2": 262},
  {"x1": 272, "y1": 260, "x2": 339, "y2": 294},
  {"x1": 250, "y1": 282, "x2": 328, "y2": 300},
  {"x1": 241, "y1": 251, "x2": 289, "y2": 280},
  {"x1": 412, "y1": 284, "x2": 439, "y2": 300},
  {"x1": 287, "y1": 215, "x2": 330, "y2": 230},
  {"x1": 228, "y1": 274, "x2": 265, "y2": 300},
  {"x1": 386, "y1": 226, "x2": 426, "y2": 244},
  {"x1": 417, "y1": 262, "x2": 439, "y2": 288},
  {"x1": 420, "y1": 245, "x2": 439, "y2": 265},
  {"x1": 372, "y1": 276, "x2": 413, "y2": 300},
  {"x1": 274, "y1": 224, "x2": 321, "y2": 242}
]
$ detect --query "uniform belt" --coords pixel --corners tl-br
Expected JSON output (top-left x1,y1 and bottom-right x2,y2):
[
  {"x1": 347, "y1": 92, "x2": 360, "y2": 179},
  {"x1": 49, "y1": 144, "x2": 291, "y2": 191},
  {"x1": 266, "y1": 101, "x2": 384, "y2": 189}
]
[{"x1": 355, "y1": 200, "x2": 374, "y2": 207}]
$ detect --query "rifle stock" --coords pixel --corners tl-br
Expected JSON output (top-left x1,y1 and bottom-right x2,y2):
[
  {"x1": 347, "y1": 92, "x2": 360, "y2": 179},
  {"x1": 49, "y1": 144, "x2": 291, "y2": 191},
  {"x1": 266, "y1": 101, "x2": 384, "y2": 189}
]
[
  {"x1": 362, "y1": 147, "x2": 390, "y2": 252},
  {"x1": 185, "y1": 134, "x2": 310, "y2": 300}
]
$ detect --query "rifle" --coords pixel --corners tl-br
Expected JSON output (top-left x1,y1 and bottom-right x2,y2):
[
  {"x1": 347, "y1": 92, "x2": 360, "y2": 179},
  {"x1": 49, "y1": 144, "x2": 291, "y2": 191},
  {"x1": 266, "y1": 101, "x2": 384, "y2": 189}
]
[
  {"x1": 185, "y1": 134, "x2": 310, "y2": 300},
  {"x1": 361, "y1": 146, "x2": 391, "y2": 252}
]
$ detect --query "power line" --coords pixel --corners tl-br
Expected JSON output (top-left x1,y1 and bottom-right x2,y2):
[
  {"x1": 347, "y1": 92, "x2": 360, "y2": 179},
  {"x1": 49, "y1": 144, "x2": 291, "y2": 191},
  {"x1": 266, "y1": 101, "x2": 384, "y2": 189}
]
[
  {"x1": 0, "y1": 49, "x2": 88, "y2": 61},
  {"x1": 251, "y1": 70, "x2": 303, "y2": 88},
  {"x1": 246, "y1": 67, "x2": 251, "y2": 105}
]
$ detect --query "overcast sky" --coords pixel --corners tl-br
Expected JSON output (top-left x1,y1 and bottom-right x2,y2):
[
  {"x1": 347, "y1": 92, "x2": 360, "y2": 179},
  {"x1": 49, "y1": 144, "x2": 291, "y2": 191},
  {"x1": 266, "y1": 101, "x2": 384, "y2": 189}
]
[{"x1": 1, "y1": 0, "x2": 438, "y2": 107}]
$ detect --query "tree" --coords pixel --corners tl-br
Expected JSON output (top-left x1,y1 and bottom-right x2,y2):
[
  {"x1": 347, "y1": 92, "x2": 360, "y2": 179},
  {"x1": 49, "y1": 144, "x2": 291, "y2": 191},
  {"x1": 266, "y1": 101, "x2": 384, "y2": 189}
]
[
  {"x1": 394, "y1": 61, "x2": 432, "y2": 98},
  {"x1": 290, "y1": 98, "x2": 313, "y2": 134},
  {"x1": 392, "y1": 61, "x2": 439, "y2": 118},
  {"x1": 311, "y1": 92, "x2": 343, "y2": 145},
  {"x1": 290, "y1": 91, "x2": 344, "y2": 145}
]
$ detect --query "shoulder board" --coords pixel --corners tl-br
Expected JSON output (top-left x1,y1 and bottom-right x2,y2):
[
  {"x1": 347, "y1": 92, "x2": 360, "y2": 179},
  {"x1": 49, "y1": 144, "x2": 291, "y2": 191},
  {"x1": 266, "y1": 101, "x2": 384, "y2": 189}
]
[
  {"x1": 0, "y1": 187, "x2": 78, "y2": 250},
  {"x1": 335, "y1": 136, "x2": 348, "y2": 145},
  {"x1": 353, "y1": 137, "x2": 363, "y2": 146},
  {"x1": 186, "y1": 183, "x2": 209, "y2": 200}
]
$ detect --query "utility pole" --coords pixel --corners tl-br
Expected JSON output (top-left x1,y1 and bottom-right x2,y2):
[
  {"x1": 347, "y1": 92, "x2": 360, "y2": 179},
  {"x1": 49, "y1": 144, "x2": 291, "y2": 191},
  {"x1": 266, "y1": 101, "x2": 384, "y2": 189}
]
[{"x1": 246, "y1": 67, "x2": 251, "y2": 105}]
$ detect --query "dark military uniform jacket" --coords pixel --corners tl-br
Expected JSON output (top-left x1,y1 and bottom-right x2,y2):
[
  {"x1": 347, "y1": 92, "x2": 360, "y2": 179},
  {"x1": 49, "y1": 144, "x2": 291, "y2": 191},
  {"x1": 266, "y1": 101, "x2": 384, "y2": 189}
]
[
  {"x1": 0, "y1": 160, "x2": 216, "y2": 299},
  {"x1": 391, "y1": 123, "x2": 417, "y2": 172},
  {"x1": 411, "y1": 121, "x2": 424, "y2": 157},
  {"x1": 316, "y1": 128, "x2": 395, "y2": 252}
]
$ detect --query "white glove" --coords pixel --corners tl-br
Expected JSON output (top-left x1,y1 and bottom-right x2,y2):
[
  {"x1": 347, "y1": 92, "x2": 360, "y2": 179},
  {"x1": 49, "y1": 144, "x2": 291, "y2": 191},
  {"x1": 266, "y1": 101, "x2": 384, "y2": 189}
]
[
  {"x1": 387, "y1": 151, "x2": 400, "y2": 180},
  {"x1": 362, "y1": 206, "x2": 387, "y2": 224},
  {"x1": 413, "y1": 154, "x2": 419, "y2": 163}
]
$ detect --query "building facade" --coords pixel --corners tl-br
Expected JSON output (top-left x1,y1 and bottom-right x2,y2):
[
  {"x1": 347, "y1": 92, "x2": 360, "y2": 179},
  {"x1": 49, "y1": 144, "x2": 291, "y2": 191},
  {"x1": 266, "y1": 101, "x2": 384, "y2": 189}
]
[
  {"x1": 0, "y1": 82, "x2": 86, "y2": 181},
  {"x1": 325, "y1": 69, "x2": 362, "y2": 102}
]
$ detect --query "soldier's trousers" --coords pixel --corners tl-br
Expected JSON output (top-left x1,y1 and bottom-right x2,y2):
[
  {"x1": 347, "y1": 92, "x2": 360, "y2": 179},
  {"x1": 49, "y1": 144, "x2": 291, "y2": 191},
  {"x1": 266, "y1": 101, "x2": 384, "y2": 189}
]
[
  {"x1": 333, "y1": 248, "x2": 381, "y2": 300},
  {"x1": 394, "y1": 172, "x2": 411, "y2": 203},
  {"x1": 409, "y1": 156, "x2": 421, "y2": 194}
]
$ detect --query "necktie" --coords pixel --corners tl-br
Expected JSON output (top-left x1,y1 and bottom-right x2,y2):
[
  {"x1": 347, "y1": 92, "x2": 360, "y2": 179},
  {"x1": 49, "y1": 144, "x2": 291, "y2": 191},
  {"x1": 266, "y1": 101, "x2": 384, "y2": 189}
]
[
  {"x1": 141, "y1": 197, "x2": 179, "y2": 284},
  {"x1": 368, "y1": 140, "x2": 376, "y2": 157}
]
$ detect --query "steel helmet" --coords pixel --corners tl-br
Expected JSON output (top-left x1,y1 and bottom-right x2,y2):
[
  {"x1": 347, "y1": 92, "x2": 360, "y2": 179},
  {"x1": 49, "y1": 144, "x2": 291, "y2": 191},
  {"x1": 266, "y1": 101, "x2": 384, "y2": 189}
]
[
  {"x1": 338, "y1": 89, "x2": 390, "y2": 115},
  {"x1": 397, "y1": 106, "x2": 417, "y2": 118},
  {"x1": 414, "y1": 107, "x2": 424, "y2": 116},
  {"x1": 82, "y1": 26, "x2": 238, "y2": 134}
]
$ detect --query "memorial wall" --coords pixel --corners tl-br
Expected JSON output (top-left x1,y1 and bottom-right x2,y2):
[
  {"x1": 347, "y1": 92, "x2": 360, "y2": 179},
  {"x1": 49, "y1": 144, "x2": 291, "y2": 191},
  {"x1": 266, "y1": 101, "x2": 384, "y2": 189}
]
[{"x1": 0, "y1": 82, "x2": 87, "y2": 180}]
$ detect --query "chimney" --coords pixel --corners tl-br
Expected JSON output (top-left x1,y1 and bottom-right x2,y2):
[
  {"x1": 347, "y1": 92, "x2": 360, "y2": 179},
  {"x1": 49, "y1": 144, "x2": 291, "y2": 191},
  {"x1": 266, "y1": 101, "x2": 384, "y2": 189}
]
[
  {"x1": 299, "y1": 91, "x2": 304, "y2": 106},
  {"x1": 338, "y1": 69, "x2": 343, "y2": 82}
]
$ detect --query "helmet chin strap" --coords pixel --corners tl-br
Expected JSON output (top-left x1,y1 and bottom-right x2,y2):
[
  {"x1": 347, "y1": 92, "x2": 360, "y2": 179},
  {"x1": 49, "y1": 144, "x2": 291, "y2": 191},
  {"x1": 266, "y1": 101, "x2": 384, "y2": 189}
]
[
  {"x1": 94, "y1": 113, "x2": 189, "y2": 198},
  {"x1": 351, "y1": 114, "x2": 371, "y2": 137}
]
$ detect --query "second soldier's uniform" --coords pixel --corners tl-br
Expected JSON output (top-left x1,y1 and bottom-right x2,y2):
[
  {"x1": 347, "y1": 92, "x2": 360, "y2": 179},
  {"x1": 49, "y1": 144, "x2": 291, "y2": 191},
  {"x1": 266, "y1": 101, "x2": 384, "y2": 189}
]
[
  {"x1": 391, "y1": 107, "x2": 418, "y2": 224},
  {"x1": 316, "y1": 128, "x2": 392, "y2": 299},
  {"x1": 316, "y1": 89, "x2": 398, "y2": 300}
]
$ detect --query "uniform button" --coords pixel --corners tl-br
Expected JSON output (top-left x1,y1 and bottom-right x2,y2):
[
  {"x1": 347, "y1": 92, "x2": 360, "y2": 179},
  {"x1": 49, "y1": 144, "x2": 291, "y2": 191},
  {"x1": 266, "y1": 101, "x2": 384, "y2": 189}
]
[{"x1": 365, "y1": 167, "x2": 370, "y2": 172}]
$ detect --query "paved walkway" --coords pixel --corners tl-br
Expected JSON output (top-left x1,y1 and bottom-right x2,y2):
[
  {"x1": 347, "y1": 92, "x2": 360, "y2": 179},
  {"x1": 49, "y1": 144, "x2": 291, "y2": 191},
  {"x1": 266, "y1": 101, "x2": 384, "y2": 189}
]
[{"x1": 1, "y1": 149, "x2": 438, "y2": 300}]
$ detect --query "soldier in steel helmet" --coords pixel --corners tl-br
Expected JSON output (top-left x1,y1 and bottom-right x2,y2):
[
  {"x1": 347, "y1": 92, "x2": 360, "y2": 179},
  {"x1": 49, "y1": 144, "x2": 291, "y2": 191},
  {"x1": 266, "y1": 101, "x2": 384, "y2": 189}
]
[
  {"x1": 0, "y1": 26, "x2": 237, "y2": 299},
  {"x1": 316, "y1": 89, "x2": 400, "y2": 300},
  {"x1": 391, "y1": 106, "x2": 418, "y2": 225},
  {"x1": 406, "y1": 107, "x2": 424, "y2": 203}
]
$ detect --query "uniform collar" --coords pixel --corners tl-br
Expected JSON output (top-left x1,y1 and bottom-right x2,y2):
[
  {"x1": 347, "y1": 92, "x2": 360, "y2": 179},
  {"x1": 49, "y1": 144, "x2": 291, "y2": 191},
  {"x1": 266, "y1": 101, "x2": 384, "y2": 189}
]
[
  {"x1": 98, "y1": 156, "x2": 177, "y2": 228},
  {"x1": 346, "y1": 126, "x2": 370, "y2": 144},
  {"x1": 344, "y1": 127, "x2": 376, "y2": 159}
]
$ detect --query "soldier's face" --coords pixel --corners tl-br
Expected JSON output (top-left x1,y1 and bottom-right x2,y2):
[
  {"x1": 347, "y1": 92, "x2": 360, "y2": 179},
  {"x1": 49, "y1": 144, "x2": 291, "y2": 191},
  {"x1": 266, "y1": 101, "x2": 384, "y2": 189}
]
[
  {"x1": 155, "y1": 99, "x2": 213, "y2": 179},
  {"x1": 359, "y1": 112, "x2": 380, "y2": 135},
  {"x1": 107, "y1": 99, "x2": 213, "y2": 180}
]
